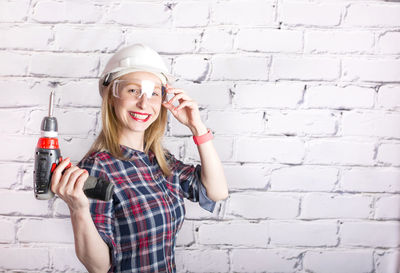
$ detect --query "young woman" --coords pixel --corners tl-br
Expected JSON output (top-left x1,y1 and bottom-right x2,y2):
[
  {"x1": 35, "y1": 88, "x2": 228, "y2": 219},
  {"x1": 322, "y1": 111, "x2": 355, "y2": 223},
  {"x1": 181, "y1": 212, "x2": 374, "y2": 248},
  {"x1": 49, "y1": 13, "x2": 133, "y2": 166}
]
[{"x1": 50, "y1": 44, "x2": 228, "y2": 272}]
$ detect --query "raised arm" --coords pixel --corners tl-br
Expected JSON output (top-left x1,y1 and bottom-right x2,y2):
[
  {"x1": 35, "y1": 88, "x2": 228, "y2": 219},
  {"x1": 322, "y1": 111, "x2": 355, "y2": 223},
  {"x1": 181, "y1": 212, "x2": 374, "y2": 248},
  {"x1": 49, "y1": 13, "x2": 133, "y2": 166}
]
[
  {"x1": 190, "y1": 124, "x2": 229, "y2": 201},
  {"x1": 162, "y1": 83, "x2": 229, "y2": 202}
]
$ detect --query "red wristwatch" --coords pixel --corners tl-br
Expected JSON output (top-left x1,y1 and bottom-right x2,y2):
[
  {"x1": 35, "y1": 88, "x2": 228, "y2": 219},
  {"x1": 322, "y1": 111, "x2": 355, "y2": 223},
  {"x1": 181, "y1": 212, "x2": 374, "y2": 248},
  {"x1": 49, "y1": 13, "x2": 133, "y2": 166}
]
[{"x1": 193, "y1": 129, "x2": 213, "y2": 145}]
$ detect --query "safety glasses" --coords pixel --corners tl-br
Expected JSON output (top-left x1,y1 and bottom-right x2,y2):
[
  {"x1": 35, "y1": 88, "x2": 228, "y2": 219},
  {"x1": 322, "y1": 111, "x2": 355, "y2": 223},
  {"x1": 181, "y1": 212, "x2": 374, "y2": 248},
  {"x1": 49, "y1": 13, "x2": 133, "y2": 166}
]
[{"x1": 112, "y1": 79, "x2": 166, "y2": 102}]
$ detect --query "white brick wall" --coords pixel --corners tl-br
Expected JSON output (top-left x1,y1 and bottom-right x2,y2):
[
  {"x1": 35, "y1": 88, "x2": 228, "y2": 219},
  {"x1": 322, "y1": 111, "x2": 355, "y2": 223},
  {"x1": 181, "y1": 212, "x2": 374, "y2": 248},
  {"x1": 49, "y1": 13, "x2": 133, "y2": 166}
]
[{"x1": 1, "y1": 0, "x2": 399, "y2": 272}]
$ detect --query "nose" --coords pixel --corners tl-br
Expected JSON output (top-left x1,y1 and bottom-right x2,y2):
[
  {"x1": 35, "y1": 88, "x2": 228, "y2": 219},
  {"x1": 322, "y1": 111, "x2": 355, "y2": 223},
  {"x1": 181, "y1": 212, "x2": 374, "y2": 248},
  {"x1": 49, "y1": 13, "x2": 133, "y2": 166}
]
[{"x1": 136, "y1": 93, "x2": 149, "y2": 109}]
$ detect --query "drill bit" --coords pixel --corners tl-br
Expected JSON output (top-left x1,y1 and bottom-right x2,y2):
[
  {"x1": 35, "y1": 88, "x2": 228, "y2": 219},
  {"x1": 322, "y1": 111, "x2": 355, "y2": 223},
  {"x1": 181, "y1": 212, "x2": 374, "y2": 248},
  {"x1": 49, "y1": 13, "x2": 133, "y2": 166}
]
[{"x1": 48, "y1": 90, "x2": 55, "y2": 117}]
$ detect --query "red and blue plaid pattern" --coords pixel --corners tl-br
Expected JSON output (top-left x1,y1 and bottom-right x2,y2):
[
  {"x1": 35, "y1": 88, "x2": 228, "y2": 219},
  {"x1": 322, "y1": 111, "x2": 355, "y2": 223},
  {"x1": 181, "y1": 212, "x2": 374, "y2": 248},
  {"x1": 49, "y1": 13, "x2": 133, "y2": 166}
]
[{"x1": 77, "y1": 144, "x2": 215, "y2": 273}]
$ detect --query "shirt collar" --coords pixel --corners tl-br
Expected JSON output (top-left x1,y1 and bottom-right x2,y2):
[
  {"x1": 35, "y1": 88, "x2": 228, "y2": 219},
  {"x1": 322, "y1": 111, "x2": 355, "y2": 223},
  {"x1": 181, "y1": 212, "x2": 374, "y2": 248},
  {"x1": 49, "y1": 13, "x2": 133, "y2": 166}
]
[{"x1": 119, "y1": 144, "x2": 155, "y2": 161}]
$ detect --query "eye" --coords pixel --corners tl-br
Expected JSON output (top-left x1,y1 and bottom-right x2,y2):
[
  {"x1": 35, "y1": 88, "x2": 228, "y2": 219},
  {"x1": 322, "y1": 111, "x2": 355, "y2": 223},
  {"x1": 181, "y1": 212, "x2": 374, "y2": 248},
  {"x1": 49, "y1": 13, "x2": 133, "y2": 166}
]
[
  {"x1": 152, "y1": 88, "x2": 162, "y2": 96},
  {"x1": 128, "y1": 88, "x2": 140, "y2": 94}
]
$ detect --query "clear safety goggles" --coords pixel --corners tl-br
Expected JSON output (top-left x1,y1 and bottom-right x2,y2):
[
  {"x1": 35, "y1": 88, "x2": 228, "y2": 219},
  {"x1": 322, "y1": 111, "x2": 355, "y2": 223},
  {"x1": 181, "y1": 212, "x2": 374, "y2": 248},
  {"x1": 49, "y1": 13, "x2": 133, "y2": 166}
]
[{"x1": 112, "y1": 79, "x2": 166, "y2": 102}]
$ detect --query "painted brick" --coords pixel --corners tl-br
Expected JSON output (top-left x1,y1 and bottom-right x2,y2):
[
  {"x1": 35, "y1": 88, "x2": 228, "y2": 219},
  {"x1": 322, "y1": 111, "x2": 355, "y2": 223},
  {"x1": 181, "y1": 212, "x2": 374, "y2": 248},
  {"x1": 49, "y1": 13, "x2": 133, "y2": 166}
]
[
  {"x1": 305, "y1": 85, "x2": 375, "y2": 109},
  {"x1": 126, "y1": 29, "x2": 199, "y2": 54},
  {"x1": 304, "y1": 250, "x2": 373, "y2": 273},
  {"x1": 0, "y1": 0, "x2": 30, "y2": 22},
  {"x1": 231, "y1": 248, "x2": 302, "y2": 272},
  {"x1": 0, "y1": 25, "x2": 52, "y2": 50},
  {"x1": 271, "y1": 56, "x2": 340, "y2": 81},
  {"x1": 200, "y1": 28, "x2": 234, "y2": 53},
  {"x1": 29, "y1": 52, "x2": 99, "y2": 78},
  {"x1": 340, "y1": 221, "x2": 400, "y2": 247},
  {"x1": 375, "y1": 195, "x2": 400, "y2": 220},
  {"x1": 0, "y1": 51, "x2": 29, "y2": 76},
  {"x1": 18, "y1": 218, "x2": 74, "y2": 243},
  {"x1": 377, "y1": 85, "x2": 400, "y2": 110},
  {"x1": 342, "y1": 58, "x2": 400, "y2": 83},
  {"x1": 377, "y1": 143, "x2": 400, "y2": 166},
  {"x1": 223, "y1": 164, "x2": 269, "y2": 190},
  {"x1": 32, "y1": 1, "x2": 102, "y2": 23},
  {"x1": 198, "y1": 221, "x2": 269, "y2": 247},
  {"x1": 305, "y1": 30, "x2": 374, "y2": 54},
  {"x1": 210, "y1": 55, "x2": 270, "y2": 80},
  {"x1": 0, "y1": 190, "x2": 49, "y2": 216},
  {"x1": 0, "y1": 109, "x2": 26, "y2": 134},
  {"x1": 0, "y1": 79, "x2": 53, "y2": 107},
  {"x1": 342, "y1": 111, "x2": 400, "y2": 138},
  {"x1": 106, "y1": 2, "x2": 171, "y2": 26},
  {"x1": 0, "y1": 247, "x2": 49, "y2": 270},
  {"x1": 236, "y1": 137, "x2": 305, "y2": 164},
  {"x1": 207, "y1": 110, "x2": 265, "y2": 135},
  {"x1": 51, "y1": 247, "x2": 87, "y2": 272},
  {"x1": 237, "y1": 29, "x2": 302, "y2": 53},
  {"x1": 0, "y1": 219, "x2": 16, "y2": 243},
  {"x1": 306, "y1": 139, "x2": 375, "y2": 166},
  {"x1": 266, "y1": 109, "x2": 337, "y2": 136},
  {"x1": 270, "y1": 166, "x2": 338, "y2": 192},
  {"x1": 54, "y1": 25, "x2": 123, "y2": 52},
  {"x1": 173, "y1": 2, "x2": 209, "y2": 27},
  {"x1": 58, "y1": 80, "x2": 102, "y2": 107},
  {"x1": 374, "y1": 250, "x2": 400, "y2": 273},
  {"x1": 281, "y1": 2, "x2": 342, "y2": 26},
  {"x1": 176, "y1": 220, "x2": 195, "y2": 246},
  {"x1": 226, "y1": 192, "x2": 299, "y2": 219},
  {"x1": 345, "y1": 3, "x2": 400, "y2": 27},
  {"x1": 301, "y1": 193, "x2": 372, "y2": 219},
  {"x1": 379, "y1": 32, "x2": 400, "y2": 54},
  {"x1": 341, "y1": 168, "x2": 400, "y2": 193},
  {"x1": 0, "y1": 163, "x2": 21, "y2": 189},
  {"x1": 233, "y1": 82, "x2": 304, "y2": 109},
  {"x1": 212, "y1": 0, "x2": 275, "y2": 26},
  {"x1": 173, "y1": 55, "x2": 209, "y2": 81},
  {"x1": 270, "y1": 220, "x2": 338, "y2": 247},
  {"x1": 175, "y1": 249, "x2": 229, "y2": 273}
]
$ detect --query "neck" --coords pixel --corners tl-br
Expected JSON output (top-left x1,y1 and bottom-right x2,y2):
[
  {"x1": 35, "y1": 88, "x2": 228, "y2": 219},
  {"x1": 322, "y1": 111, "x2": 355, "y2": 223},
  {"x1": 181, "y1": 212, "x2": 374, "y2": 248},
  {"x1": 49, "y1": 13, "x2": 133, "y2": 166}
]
[{"x1": 119, "y1": 129, "x2": 145, "y2": 152}]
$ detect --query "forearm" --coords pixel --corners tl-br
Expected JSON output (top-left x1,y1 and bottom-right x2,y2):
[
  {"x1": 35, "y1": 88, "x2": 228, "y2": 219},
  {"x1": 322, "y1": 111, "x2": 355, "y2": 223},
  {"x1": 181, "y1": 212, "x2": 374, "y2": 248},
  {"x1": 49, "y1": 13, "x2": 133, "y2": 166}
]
[
  {"x1": 70, "y1": 209, "x2": 111, "y2": 273},
  {"x1": 190, "y1": 124, "x2": 229, "y2": 201}
]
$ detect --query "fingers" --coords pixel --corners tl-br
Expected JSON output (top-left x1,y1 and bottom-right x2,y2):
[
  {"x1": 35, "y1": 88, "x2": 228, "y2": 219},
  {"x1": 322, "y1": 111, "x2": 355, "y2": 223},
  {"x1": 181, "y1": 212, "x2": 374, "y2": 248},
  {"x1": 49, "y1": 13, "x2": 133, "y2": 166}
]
[
  {"x1": 176, "y1": 100, "x2": 197, "y2": 111},
  {"x1": 166, "y1": 85, "x2": 185, "y2": 95},
  {"x1": 74, "y1": 171, "x2": 89, "y2": 192},
  {"x1": 64, "y1": 168, "x2": 86, "y2": 195},
  {"x1": 163, "y1": 86, "x2": 196, "y2": 111},
  {"x1": 58, "y1": 165, "x2": 79, "y2": 192},
  {"x1": 51, "y1": 157, "x2": 71, "y2": 193},
  {"x1": 166, "y1": 92, "x2": 190, "y2": 106}
]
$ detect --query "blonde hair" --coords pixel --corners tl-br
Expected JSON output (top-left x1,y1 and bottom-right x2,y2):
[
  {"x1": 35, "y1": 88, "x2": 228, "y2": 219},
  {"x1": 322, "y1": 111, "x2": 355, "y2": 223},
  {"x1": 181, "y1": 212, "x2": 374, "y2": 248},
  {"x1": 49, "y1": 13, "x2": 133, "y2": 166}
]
[{"x1": 83, "y1": 82, "x2": 172, "y2": 177}]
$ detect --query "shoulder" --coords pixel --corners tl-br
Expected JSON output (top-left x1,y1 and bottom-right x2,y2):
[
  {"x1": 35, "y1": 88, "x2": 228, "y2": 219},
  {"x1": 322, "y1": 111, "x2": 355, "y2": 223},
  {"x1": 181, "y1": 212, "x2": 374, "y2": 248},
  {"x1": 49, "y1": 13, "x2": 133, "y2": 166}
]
[{"x1": 77, "y1": 150, "x2": 112, "y2": 169}]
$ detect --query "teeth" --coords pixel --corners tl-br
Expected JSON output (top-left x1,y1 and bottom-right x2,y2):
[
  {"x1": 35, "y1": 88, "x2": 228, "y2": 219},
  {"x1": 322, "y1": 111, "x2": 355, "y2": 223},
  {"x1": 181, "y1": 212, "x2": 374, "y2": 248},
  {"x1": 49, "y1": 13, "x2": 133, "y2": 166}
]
[{"x1": 130, "y1": 112, "x2": 149, "y2": 119}]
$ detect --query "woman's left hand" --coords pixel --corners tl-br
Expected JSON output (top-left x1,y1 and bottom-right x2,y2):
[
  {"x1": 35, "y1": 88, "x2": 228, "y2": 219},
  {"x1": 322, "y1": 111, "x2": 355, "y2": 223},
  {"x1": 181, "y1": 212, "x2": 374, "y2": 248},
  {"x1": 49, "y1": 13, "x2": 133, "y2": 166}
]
[{"x1": 162, "y1": 84, "x2": 204, "y2": 131}]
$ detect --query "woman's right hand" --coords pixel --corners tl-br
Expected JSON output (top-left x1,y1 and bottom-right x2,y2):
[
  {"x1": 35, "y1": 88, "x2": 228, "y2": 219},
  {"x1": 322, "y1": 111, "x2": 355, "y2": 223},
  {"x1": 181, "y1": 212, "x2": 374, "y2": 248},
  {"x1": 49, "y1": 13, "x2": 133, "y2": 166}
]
[{"x1": 51, "y1": 157, "x2": 90, "y2": 213}]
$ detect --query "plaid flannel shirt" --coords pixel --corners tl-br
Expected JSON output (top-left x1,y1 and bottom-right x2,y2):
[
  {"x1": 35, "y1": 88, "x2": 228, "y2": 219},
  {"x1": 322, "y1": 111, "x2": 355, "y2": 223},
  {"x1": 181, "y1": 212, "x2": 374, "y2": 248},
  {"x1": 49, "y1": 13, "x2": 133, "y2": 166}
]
[{"x1": 77, "y1": 144, "x2": 216, "y2": 273}]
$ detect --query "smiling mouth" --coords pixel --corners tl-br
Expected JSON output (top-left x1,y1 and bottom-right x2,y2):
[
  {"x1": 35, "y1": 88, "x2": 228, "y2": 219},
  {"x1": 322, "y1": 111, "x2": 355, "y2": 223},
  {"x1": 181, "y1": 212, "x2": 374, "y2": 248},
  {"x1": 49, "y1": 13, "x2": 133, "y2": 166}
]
[{"x1": 129, "y1": 112, "x2": 151, "y2": 122}]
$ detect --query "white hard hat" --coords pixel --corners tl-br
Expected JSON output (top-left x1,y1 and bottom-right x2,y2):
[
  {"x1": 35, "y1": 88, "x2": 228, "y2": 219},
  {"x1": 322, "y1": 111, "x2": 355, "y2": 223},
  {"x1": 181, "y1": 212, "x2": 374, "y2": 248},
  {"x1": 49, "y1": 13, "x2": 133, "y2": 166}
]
[{"x1": 99, "y1": 43, "x2": 176, "y2": 97}]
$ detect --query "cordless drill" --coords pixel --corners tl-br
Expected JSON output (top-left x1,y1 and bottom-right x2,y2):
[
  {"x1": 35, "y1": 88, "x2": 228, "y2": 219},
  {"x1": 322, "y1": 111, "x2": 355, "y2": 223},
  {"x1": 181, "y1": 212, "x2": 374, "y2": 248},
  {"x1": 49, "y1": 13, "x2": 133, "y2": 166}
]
[{"x1": 33, "y1": 91, "x2": 114, "y2": 201}]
